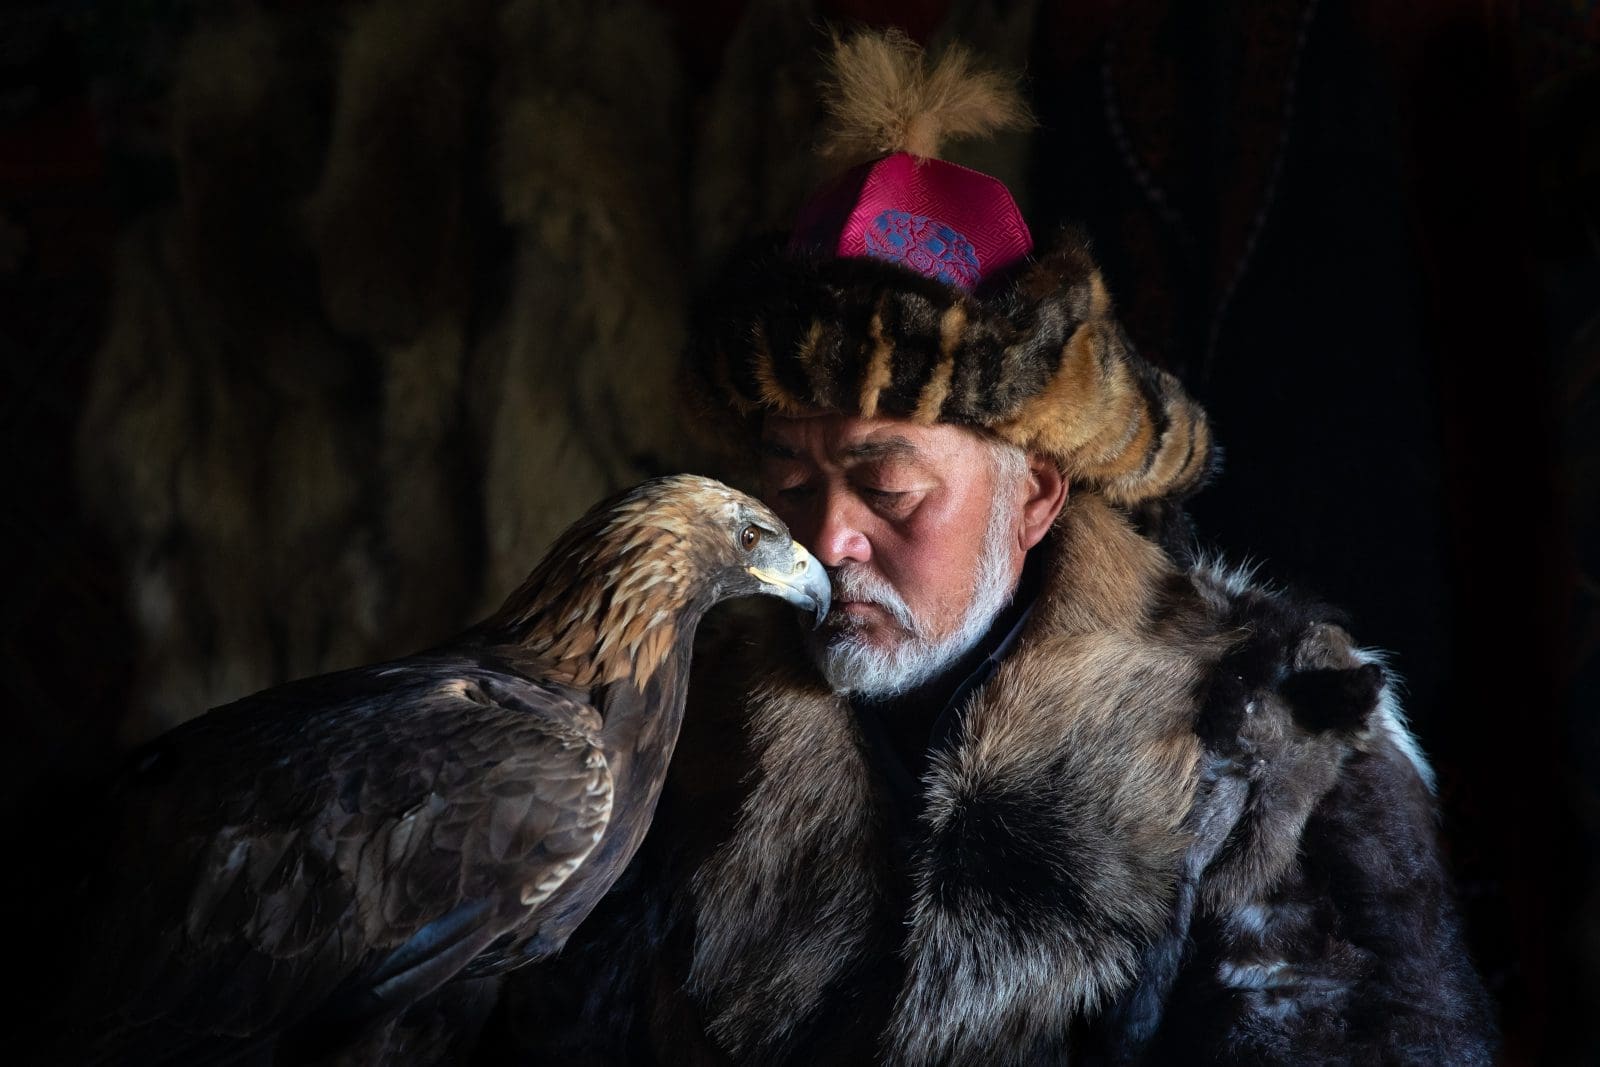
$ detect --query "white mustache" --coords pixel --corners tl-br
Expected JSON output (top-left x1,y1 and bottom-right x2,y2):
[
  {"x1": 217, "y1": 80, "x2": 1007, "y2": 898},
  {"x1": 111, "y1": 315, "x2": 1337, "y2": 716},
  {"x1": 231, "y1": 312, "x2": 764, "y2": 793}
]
[{"x1": 826, "y1": 565, "x2": 921, "y2": 636}]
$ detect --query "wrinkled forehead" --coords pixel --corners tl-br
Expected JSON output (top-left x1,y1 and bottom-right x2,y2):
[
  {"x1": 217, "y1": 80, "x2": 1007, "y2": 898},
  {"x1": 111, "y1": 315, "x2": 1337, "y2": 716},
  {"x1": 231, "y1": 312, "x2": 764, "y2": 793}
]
[{"x1": 759, "y1": 412, "x2": 992, "y2": 468}]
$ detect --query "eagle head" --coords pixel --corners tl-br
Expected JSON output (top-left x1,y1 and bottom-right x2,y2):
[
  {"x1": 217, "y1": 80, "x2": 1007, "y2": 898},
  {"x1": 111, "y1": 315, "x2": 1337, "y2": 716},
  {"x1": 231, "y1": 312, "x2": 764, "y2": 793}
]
[
  {"x1": 681, "y1": 477, "x2": 832, "y2": 626},
  {"x1": 493, "y1": 475, "x2": 830, "y2": 687}
]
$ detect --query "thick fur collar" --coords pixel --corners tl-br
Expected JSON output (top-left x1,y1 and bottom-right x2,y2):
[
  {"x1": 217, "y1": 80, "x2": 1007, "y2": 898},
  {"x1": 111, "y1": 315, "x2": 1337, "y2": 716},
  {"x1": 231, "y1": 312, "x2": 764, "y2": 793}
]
[
  {"x1": 1101, "y1": 560, "x2": 1491, "y2": 1065},
  {"x1": 677, "y1": 495, "x2": 1431, "y2": 1065},
  {"x1": 686, "y1": 495, "x2": 1222, "y2": 1064}
]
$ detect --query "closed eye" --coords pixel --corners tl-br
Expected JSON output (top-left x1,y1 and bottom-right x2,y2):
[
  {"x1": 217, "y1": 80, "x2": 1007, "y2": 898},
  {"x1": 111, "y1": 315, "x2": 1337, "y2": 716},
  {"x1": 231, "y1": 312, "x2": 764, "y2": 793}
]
[{"x1": 860, "y1": 486, "x2": 921, "y2": 517}]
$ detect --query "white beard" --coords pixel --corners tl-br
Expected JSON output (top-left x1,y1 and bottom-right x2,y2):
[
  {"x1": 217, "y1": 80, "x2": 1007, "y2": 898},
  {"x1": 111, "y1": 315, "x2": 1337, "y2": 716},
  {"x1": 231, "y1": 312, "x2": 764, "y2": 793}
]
[{"x1": 807, "y1": 480, "x2": 1019, "y2": 701}]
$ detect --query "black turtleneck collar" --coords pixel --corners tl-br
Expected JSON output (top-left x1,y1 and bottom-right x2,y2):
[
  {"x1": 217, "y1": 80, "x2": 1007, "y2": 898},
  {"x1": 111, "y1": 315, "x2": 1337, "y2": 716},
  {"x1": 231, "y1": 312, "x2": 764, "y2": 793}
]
[{"x1": 849, "y1": 550, "x2": 1045, "y2": 864}]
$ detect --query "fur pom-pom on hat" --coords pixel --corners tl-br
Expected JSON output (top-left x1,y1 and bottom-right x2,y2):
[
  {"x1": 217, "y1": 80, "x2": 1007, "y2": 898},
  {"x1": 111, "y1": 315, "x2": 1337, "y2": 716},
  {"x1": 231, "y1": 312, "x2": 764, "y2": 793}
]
[
  {"x1": 817, "y1": 29, "x2": 1034, "y2": 165},
  {"x1": 683, "y1": 30, "x2": 1216, "y2": 507}
]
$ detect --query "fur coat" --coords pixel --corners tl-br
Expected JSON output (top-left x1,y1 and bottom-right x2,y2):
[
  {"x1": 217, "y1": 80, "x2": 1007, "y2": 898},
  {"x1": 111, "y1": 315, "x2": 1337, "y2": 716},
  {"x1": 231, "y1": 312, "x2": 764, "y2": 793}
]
[{"x1": 479, "y1": 492, "x2": 1496, "y2": 1065}]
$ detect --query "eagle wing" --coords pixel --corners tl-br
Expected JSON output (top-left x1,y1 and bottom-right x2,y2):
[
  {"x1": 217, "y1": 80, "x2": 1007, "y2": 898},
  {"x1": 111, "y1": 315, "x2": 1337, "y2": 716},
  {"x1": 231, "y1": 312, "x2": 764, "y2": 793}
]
[{"x1": 71, "y1": 659, "x2": 611, "y2": 1063}]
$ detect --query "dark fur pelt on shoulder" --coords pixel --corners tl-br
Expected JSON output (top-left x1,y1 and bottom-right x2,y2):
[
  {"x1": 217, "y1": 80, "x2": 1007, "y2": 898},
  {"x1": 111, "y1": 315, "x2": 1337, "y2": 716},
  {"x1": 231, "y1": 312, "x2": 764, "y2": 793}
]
[
  {"x1": 1089, "y1": 561, "x2": 1498, "y2": 1065},
  {"x1": 479, "y1": 497, "x2": 1496, "y2": 1066}
]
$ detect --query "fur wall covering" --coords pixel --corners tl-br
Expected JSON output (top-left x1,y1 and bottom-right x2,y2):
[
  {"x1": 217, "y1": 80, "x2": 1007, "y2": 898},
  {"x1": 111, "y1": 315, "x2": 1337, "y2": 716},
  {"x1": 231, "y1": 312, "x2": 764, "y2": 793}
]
[
  {"x1": 77, "y1": 12, "x2": 387, "y2": 741},
  {"x1": 309, "y1": 0, "x2": 486, "y2": 676},
  {"x1": 475, "y1": 0, "x2": 694, "y2": 610},
  {"x1": 77, "y1": 0, "x2": 703, "y2": 739}
]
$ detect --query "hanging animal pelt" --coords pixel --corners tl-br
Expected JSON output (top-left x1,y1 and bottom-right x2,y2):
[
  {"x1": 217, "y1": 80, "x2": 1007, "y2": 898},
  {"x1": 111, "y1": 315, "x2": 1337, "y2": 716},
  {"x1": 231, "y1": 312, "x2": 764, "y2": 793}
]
[
  {"x1": 470, "y1": 0, "x2": 700, "y2": 611},
  {"x1": 687, "y1": 1, "x2": 833, "y2": 277},
  {"x1": 306, "y1": 0, "x2": 489, "y2": 659},
  {"x1": 77, "y1": 0, "x2": 703, "y2": 742},
  {"x1": 77, "y1": 10, "x2": 389, "y2": 742}
]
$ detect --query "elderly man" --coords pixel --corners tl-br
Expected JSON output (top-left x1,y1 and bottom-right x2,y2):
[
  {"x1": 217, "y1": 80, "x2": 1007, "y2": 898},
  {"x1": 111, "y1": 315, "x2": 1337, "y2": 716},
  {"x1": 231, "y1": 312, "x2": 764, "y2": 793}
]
[{"x1": 482, "y1": 32, "x2": 1495, "y2": 1065}]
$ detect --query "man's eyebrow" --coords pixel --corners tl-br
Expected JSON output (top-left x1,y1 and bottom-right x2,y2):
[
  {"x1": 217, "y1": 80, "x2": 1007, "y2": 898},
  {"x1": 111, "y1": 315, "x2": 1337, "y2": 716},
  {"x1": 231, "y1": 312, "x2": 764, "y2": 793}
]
[
  {"x1": 841, "y1": 435, "x2": 919, "y2": 462},
  {"x1": 757, "y1": 434, "x2": 921, "y2": 463}
]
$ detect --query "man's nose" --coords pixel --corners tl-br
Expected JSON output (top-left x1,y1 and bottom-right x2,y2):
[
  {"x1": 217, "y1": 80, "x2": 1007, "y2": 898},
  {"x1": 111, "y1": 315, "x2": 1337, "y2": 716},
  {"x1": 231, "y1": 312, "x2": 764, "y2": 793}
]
[{"x1": 801, "y1": 489, "x2": 871, "y2": 568}]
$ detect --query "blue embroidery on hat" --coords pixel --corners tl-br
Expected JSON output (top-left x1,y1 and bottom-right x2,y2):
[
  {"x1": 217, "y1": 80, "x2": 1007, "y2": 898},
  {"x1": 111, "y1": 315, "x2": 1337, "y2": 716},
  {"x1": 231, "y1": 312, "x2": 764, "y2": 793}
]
[{"x1": 863, "y1": 210, "x2": 981, "y2": 288}]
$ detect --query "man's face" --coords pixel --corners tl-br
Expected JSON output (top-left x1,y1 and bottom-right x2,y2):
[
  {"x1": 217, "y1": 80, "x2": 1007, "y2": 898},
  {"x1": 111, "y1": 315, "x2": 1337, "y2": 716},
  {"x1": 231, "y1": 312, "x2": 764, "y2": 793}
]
[{"x1": 760, "y1": 413, "x2": 1028, "y2": 697}]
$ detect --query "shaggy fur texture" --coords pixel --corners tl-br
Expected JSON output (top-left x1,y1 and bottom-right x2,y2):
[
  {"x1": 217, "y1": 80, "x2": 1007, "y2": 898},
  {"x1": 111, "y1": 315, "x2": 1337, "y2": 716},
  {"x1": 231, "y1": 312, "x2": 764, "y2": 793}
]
[
  {"x1": 684, "y1": 233, "x2": 1214, "y2": 506},
  {"x1": 816, "y1": 29, "x2": 1034, "y2": 165},
  {"x1": 472, "y1": 0, "x2": 698, "y2": 610},
  {"x1": 307, "y1": 0, "x2": 491, "y2": 345},
  {"x1": 486, "y1": 493, "x2": 1494, "y2": 1065},
  {"x1": 1104, "y1": 734, "x2": 1497, "y2": 1065},
  {"x1": 77, "y1": 11, "x2": 388, "y2": 740},
  {"x1": 1091, "y1": 566, "x2": 1496, "y2": 1064},
  {"x1": 78, "y1": 1, "x2": 701, "y2": 740},
  {"x1": 686, "y1": 1, "x2": 833, "y2": 279},
  {"x1": 306, "y1": 0, "x2": 484, "y2": 649}
]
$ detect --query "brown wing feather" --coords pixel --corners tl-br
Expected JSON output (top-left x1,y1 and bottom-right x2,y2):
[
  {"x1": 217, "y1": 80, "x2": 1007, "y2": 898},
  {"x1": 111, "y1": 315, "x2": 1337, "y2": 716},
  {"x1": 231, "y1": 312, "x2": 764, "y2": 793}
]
[{"x1": 64, "y1": 657, "x2": 610, "y2": 1063}]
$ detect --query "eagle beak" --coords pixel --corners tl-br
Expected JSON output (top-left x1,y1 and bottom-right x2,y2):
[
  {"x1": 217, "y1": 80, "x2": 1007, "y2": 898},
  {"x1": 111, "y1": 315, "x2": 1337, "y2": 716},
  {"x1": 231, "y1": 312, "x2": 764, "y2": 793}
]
[{"x1": 749, "y1": 542, "x2": 831, "y2": 627}]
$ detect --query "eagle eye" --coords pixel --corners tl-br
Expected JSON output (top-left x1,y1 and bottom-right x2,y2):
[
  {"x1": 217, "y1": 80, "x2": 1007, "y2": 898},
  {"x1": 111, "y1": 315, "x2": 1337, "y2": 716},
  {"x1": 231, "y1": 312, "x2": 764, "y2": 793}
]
[{"x1": 740, "y1": 524, "x2": 763, "y2": 552}]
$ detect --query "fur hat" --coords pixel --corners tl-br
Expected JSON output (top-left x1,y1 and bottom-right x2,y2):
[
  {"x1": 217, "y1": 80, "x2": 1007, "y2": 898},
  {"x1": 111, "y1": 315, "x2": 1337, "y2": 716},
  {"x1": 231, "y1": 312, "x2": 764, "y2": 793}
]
[{"x1": 684, "y1": 31, "x2": 1214, "y2": 507}]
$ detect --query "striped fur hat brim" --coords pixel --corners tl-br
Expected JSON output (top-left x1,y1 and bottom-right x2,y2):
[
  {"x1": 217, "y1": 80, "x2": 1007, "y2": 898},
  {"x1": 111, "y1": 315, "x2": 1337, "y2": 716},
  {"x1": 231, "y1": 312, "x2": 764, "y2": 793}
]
[{"x1": 683, "y1": 230, "x2": 1215, "y2": 506}]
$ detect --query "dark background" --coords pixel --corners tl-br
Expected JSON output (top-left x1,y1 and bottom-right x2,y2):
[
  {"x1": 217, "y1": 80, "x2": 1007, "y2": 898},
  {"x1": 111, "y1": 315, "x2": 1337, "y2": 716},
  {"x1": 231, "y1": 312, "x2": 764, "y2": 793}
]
[{"x1": 2, "y1": 1, "x2": 1594, "y2": 1063}]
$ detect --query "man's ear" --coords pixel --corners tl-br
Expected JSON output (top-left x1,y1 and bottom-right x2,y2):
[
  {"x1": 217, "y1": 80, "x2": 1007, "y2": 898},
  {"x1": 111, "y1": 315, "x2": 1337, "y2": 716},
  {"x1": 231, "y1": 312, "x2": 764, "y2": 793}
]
[{"x1": 1020, "y1": 453, "x2": 1068, "y2": 551}]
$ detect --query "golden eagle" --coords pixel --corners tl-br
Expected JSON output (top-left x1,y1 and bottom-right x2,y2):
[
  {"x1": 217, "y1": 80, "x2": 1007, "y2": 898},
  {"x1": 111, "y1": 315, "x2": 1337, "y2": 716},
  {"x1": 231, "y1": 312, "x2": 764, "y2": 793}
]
[{"x1": 54, "y1": 475, "x2": 828, "y2": 1064}]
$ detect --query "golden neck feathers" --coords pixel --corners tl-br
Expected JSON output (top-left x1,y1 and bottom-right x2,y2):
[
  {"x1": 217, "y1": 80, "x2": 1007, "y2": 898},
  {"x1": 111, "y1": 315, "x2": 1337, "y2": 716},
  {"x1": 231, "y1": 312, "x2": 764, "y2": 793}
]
[{"x1": 487, "y1": 480, "x2": 744, "y2": 690}]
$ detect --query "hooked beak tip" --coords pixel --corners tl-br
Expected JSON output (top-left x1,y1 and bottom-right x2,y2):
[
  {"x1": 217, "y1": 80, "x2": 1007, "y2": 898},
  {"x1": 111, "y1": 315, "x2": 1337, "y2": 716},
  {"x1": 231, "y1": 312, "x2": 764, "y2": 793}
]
[{"x1": 794, "y1": 546, "x2": 829, "y2": 627}]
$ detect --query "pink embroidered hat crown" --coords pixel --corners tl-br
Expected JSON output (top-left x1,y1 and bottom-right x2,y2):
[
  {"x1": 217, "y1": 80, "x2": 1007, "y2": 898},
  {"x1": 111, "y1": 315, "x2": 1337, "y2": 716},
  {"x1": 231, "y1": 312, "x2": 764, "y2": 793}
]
[{"x1": 790, "y1": 152, "x2": 1033, "y2": 290}]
